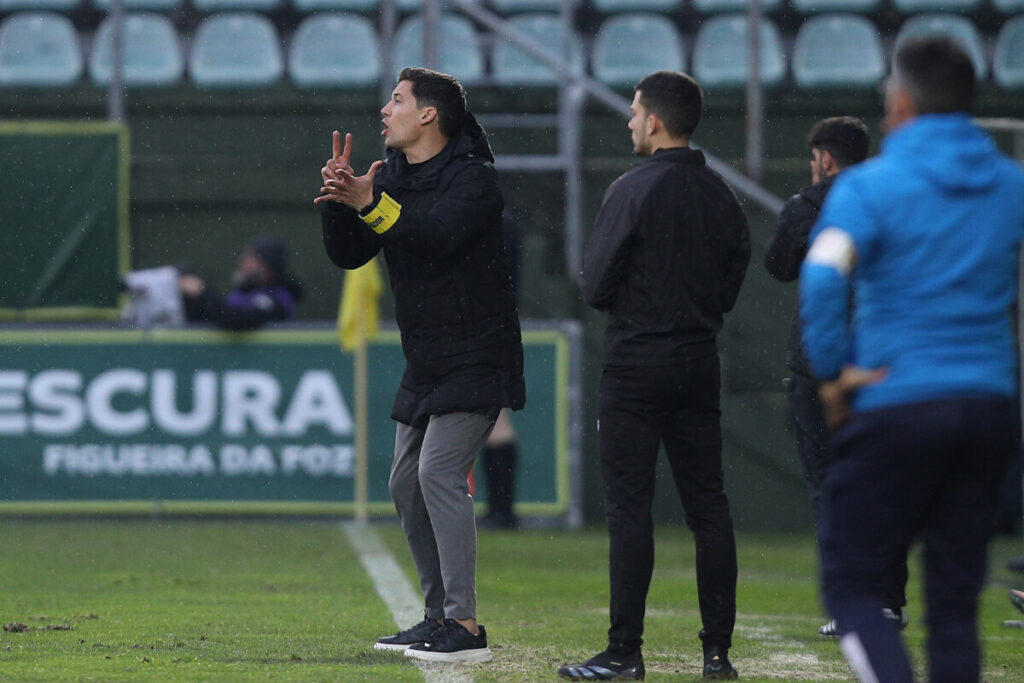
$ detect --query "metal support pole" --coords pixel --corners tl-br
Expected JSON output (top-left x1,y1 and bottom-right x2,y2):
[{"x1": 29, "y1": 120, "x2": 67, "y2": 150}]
[
  {"x1": 745, "y1": 0, "x2": 764, "y2": 181},
  {"x1": 107, "y1": 0, "x2": 125, "y2": 121},
  {"x1": 423, "y1": 0, "x2": 440, "y2": 70}
]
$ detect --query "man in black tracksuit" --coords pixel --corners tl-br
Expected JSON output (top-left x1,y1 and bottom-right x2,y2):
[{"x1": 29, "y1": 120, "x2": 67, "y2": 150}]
[
  {"x1": 559, "y1": 71, "x2": 750, "y2": 682},
  {"x1": 316, "y1": 67, "x2": 524, "y2": 664},
  {"x1": 764, "y1": 117, "x2": 907, "y2": 638}
]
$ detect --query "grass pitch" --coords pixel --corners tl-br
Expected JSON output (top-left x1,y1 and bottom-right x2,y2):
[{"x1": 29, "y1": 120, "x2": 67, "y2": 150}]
[{"x1": 2, "y1": 520, "x2": 1024, "y2": 681}]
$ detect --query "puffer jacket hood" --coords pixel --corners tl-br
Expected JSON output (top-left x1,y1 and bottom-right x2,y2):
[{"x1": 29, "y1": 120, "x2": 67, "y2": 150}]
[{"x1": 886, "y1": 113, "x2": 1002, "y2": 194}]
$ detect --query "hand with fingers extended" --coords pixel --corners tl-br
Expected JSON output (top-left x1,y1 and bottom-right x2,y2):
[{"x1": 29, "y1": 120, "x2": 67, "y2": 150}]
[
  {"x1": 818, "y1": 365, "x2": 888, "y2": 430},
  {"x1": 315, "y1": 131, "x2": 384, "y2": 211}
]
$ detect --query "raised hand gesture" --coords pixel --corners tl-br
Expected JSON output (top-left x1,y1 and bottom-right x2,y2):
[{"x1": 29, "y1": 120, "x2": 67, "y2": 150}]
[{"x1": 314, "y1": 131, "x2": 383, "y2": 211}]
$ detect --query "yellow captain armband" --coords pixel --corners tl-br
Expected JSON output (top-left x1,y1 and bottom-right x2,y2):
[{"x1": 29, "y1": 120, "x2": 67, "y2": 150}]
[{"x1": 360, "y1": 192, "x2": 401, "y2": 234}]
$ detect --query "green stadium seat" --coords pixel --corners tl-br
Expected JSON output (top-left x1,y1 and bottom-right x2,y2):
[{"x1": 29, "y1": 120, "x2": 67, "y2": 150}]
[
  {"x1": 791, "y1": 0, "x2": 880, "y2": 14},
  {"x1": 892, "y1": 0, "x2": 980, "y2": 14},
  {"x1": 190, "y1": 13, "x2": 283, "y2": 87},
  {"x1": 692, "y1": 0, "x2": 781, "y2": 15},
  {"x1": 0, "y1": 0, "x2": 78, "y2": 10},
  {"x1": 792, "y1": 14, "x2": 885, "y2": 88},
  {"x1": 392, "y1": 14, "x2": 484, "y2": 84},
  {"x1": 994, "y1": 0, "x2": 1024, "y2": 14},
  {"x1": 292, "y1": 0, "x2": 375, "y2": 10},
  {"x1": 93, "y1": 0, "x2": 180, "y2": 10},
  {"x1": 89, "y1": 13, "x2": 183, "y2": 86},
  {"x1": 491, "y1": 0, "x2": 579, "y2": 13},
  {"x1": 492, "y1": 13, "x2": 584, "y2": 85},
  {"x1": 193, "y1": 0, "x2": 281, "y2": 12},
  {"x1": 289, "y1": 13, "x2": 380, "y2": 86},
  {"x1": 592, "y1": 0, "x2": 681, "y2": 12},
  {"x1": 895, "y1": 14, "x2": 985, "y2": 79},
  {"x1": 592, "y1": 14, "x2": 685, "y2": 86},
  {"x1": 691, "y1": 14, "x2": 785, "y2": 88},
  {"x1": 994, "y1": 15, "x2": 1024, "y2": 89},
  {"x1": 0, "y1": 12, "x2": 82, "y2": 85}
]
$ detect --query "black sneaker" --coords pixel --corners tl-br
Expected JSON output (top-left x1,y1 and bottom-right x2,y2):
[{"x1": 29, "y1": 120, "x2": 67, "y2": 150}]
[
  {"x1": 557, "y1": 649, "x2": 645, "y2": 680},
  {"x1": 405, "y1": 619, "x2": 493, "y2": 663},
  {"x1": 373, "y1": 617, "x2": 442, "y2": 652},
  {"x1": 819, "y1": 607, "x2": 908, "y2": 638},
  {"x1": 703, "y1": 646, "x2": 738, "y2": 680}
]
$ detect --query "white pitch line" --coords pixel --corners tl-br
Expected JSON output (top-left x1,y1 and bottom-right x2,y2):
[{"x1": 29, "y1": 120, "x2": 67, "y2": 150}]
[{"x1": 342, "y1": 522, "x2": 473, "y2": 683}]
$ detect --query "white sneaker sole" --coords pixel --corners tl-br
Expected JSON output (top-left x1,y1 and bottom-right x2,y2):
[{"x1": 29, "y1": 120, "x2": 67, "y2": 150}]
[
  {"x1": 404, "y1": 646, "x2": 493, "y2": 663},
  {"x1": 374, "y1": 642, "x2": 414, "y2": 652}
]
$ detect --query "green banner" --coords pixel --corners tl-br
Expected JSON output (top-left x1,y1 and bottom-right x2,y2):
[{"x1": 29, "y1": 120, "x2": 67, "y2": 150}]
[
  {"x1": 0, "y1": 121, "x2": 130, "y2": 320},
  {"x1": 0, "y1": 328, "x2": 569, "y2": 516}
]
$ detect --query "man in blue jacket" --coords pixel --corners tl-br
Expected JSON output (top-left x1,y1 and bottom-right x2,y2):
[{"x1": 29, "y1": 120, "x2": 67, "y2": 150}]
[{"x1": 801, "y1": 37, "x2": 1024, "y2": 682}]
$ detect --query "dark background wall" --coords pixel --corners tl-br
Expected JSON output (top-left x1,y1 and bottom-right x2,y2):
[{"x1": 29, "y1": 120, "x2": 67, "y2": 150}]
[{"x1": 6, "y1": 85, "x2": 1022, "y2": 529}]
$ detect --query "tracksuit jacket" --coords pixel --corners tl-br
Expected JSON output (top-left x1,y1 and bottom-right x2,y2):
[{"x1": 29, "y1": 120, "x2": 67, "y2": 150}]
[
  {"x1": 579, "y1": 146, "x2": 750, "y2": 367},
  {"x1": 321, "y1": 113, "x2": 525, "y2": 429},
  {"x1": 800, "y1": 113, "x2": 1024, "y2": 411}
]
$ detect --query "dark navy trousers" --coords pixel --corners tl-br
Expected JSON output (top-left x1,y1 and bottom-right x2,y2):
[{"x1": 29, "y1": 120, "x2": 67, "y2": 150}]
[
  {"x1": 820, "y1": 397, "x2": 1019, "y2": 683},
  {"x1": 789, "y1": 372, "x2": 908, "y2": 610}
]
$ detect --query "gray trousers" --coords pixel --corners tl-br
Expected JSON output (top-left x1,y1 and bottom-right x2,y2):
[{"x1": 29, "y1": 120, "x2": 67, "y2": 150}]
[{"x1": 390, "y1": 412, "x2": 495, "y2": 621}]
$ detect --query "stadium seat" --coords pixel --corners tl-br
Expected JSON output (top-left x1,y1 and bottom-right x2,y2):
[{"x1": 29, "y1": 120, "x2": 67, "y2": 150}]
[
  {"x1": 592, "y1": 14, "x2": 685, "y2": 86},
  {"x1": 93, "y1": 0, "x2": 180, "y2": 10},
  {"x1": 0, "y1": 0, "x2": 78, "y2": 10},
  {"x1": 592, "y1": 0, "x2": 681, "y2": 12},
  {"x1": 692, "y1": 0, "x2": 781, "y2": 15},
  {"x1": 89, "y1": 13, "x2": 184, "y2": 86},
  {"x1": 895, "y1": 14, "x2": 986, "y2": 79},
  {"x1": 491, "y1": 0, "x2": 579, "y2": 12},
  {"x1": 492, "y1": 13, "x2": 584, "y2": 85},
  {"x1": 994, "y1": 0, "x2": 1024, "y2": 14},
  {"x1": 892, "y1": 0, "x2": 980, "y2": 14},
  {"x1": 392, "y1": 15, "x2": 484, "y2": 84},
  {"x1": 791, "y1": 0, "x2": 880, "y2": 14},
  {"x1": 190, "y1": 13, "x2": 283, "y2": 87},
  {"x1": 393, "y1": 0, "x2": 478, "y2": 10},
  {"x1": 994, "y1": 15, "x2": 1024, "y2": 88},
  {"x1": 289, "y1": 13, "x2": 380, "y2": 86},
  {"x1": 292, "y1": 0, "x2": 375, "y2": 11},
  {"x1": 791, "y1": 14, "x2": 885, "y2": 88},
  {"x1": 0, "y1": 12, "x2": 82, "y2": 86},
  {"x1": 193, "y1": 0, "x2": 281, "y2": 12},
  {"x1": 691, "y1": 14, "x2": 785, "y2": 88}
]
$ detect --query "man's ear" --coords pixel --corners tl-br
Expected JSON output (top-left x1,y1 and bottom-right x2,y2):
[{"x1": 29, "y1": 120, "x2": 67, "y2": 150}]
[
  {"x1": 646, "y1": 113, "x2": 659, "y2": 137},
  {"x1": 420, "y1": 107, "x2": 439, "y2": 127}
]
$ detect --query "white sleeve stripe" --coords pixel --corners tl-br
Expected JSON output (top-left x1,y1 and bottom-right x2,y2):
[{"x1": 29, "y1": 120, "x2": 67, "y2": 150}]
[{"x1": 806, "y1": 227, "x2": 856, "y2": 276}]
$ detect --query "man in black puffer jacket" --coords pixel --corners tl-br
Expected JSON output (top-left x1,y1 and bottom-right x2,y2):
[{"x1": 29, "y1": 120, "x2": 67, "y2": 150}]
[
  {"x1": 316, "y1": 67, "x2": 524, "y2": 665},
  {"x1": 765, "y1": 117, "x2": 908, "y2": 639}
]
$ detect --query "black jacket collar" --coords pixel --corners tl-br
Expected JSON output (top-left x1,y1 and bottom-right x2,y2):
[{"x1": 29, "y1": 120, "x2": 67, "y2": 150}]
[{"x1": 647, "y1": 146, "x2": 706, "y2": 166}]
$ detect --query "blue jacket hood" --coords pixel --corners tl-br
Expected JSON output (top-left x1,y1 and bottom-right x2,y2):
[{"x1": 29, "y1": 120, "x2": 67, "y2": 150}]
[{"x1": 885, "y1": 113, "x2": 1002, "y2": 194}]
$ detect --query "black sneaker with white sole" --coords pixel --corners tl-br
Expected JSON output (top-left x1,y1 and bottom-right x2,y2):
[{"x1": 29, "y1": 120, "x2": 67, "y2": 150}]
[
  {"x1": 374, "y1": 617, "x2": 442, "y2": 652},
  {"x1": 405, "y1": 619, "x2": 493, "y2": 663},
  {"x1": 557, "y1": 649, "x2": 645, "y2": 680}
]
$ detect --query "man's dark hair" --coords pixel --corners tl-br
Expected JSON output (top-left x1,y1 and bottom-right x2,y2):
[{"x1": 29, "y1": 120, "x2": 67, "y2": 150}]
[
  {"x1": 398, "y1": 67, "x2": 467, "y2": 139},
  {"x1": 893, "y1": 36, "x2": 975, "y2": 115},
  {"x1": 634, "y1": 71, "x2": 703, "y2": 139},
  {"x1": 807, "y1": 116, "x2": 870, "y2": 168}
]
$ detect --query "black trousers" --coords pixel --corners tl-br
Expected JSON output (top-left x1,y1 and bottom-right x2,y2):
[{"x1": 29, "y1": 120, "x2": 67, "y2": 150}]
[
  {"x1": 599, "y1": 356, "x2": 737, "y2": 654},
  {"x1": 821, "y1": 397, "x2": 1019, "y2": 683},
  {"x1": 789, "y1": 372, "x2": 908, "y2": 610}
]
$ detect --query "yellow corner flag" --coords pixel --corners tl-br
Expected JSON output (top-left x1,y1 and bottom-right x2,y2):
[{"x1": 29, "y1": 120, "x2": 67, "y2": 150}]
[{"x1": 337, "y1": 258, "x2": 383, "y2": 351}]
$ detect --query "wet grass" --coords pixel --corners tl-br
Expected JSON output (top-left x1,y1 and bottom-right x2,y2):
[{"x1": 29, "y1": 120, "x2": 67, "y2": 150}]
[{"x1": 3, "y1": 520, "x2": 1024, "y2": 681}]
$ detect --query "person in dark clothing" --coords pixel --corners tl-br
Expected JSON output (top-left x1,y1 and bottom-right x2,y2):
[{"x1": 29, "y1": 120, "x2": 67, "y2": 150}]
[
  {"x1": 763, "y1": 118, "x2": 908, "y2": 638},
  {"x1": 479, "y1": 215, "x2": 522, "y2": 530},
  {"x1": 179, "y1": 237, "x2": 303, "y2": 331},
  {"x1": 558, "y1": 71, "x2": 750, "y2": 682},
  {"x1": 316, "y1": 67, "x2": 524, "y2": 665}
]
